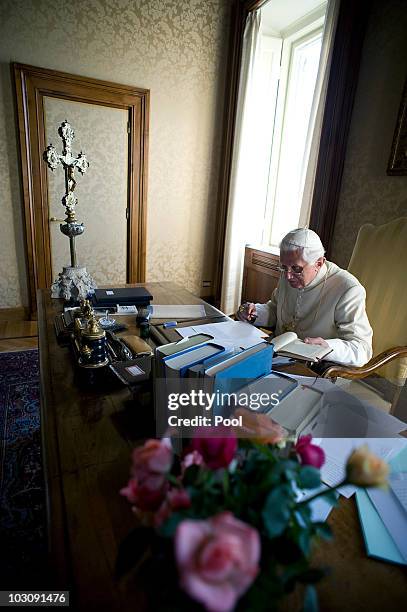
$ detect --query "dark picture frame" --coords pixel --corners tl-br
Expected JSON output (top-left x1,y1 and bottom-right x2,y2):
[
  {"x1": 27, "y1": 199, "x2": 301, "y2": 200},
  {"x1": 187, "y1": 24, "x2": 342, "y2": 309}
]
[{"x1": 387, "y1": 77, "x2": 407, "y2": 175}]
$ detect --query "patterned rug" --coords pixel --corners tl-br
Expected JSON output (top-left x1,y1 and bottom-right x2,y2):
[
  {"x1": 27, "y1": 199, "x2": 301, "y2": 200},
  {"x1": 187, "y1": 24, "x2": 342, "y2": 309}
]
[{"x1": 0, "y1": 350, "x2": 47, "y2": 587}]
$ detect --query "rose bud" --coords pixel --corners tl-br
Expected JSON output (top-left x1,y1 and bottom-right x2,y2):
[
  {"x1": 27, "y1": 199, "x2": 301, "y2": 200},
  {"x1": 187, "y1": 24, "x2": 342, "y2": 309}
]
[
  {"x1": 346, "y1": 445, "x2": 389, "y2": 488},
  {"x1": 295, "y1": 435, "x2": 325, "y2": 468},
  {"x1": 191, "y1": 426, "x2": 237, "y2": 469}
]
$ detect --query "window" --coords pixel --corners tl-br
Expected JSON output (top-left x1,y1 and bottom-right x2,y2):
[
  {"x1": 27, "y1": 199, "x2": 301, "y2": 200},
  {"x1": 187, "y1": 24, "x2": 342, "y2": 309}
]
[
  {"x1": 256, "y1": 2, "x2": 327, "y2": 247},
  {"x1": 219, "y1": 1, "x2": 333, "y2": 313},
  {"x1": 265, "y1": 27, "x2": 323, "y2": 246}
]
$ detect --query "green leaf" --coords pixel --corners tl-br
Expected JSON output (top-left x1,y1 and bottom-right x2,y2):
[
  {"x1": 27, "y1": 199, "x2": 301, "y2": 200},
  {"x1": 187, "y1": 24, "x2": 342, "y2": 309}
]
[
  {"x1": 262, "y1": 485, "x2": 292, "y2": 538},
  {"x1": 273, "y1": 535, "x2": 304, "y2": 564},
  {"x1": 296, "y1": 504, "x2": 312, "y2": 526},
  {"x1": 167, "y1": 473, "x2": 180, "y2": 487},
  {"x1": 158, "y1": 512, "x2": 184, "y2": 538},
  {"x1": 222, "y1": 469, "x2": 230, "y2": 495},
  {"x1": 312, "y1": 522, "x2": 333, "y2": 541},
  {"x1": 181, "y1": 464, "x2": 201, "y2": 486},
  {"x1": 297, "y1": 529, "x2": 311, "y2": 556},
  {"x1": 251, "y1": 442, "x2": 277, "y2": 461},
  {"x1": 262, "y1": 460, "x2": 297, "y2": 487},
  {"x1": 283, "y1": 459, "x2": 300, "y2": 472},
  {"x1": 247, "y1": 507, "x2": 261, "y2": 528},
  {"x1": 237, "y1": 557, "x2": 284, "y2": 610},
  {"x1": 284, "y1": 469, "x2": 298, "y2": 481},
  {"x1": 317, "y1": 489, "x2": 339, "y2": 507},
  {"x1": 298, "y1": 466, "x2": 321, "y2": 489},
  {"x1": 280, "y1": 560, "x2": 307, "y2": 584},
  {"x1": 303, "y1": 585, "x2": 319, "y2": 612}
]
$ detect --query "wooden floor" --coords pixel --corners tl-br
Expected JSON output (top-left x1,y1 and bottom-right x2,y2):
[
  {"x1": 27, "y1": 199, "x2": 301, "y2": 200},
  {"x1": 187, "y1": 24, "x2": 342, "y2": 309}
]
[{"x1": 0, "y1": 319, "x2": 38, "y2": 352}]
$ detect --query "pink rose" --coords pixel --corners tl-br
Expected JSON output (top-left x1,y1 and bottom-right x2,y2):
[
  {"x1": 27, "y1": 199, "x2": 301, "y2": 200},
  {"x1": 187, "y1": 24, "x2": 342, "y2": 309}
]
[
  {"x1": 132, "y1": 438, "x2": 173, "y2": 476},
  {"x1": 191, "y1": 427, "x2": 237, "y2": 469},
  {"x1": 295, "y1": 435, "x2": 325, "y2": 468},
  {"x1": 120, "y1": 439, "x2": 173, "y2": 511},
  {"x1": 154, "y1": 487, "x2": 191, "y2": 527},
  {"x1": 120, "y1": 476, "x2": 168, "y2": 512},
  {"x1": 181, "y1": 450, "x2": 205, "y2": 474},
  {"x1": 175, "y1": 512, "x2": 260, "y2": 612},
  {"x1": 233, "y1": 408, "x2": 287, "y2": 445}
]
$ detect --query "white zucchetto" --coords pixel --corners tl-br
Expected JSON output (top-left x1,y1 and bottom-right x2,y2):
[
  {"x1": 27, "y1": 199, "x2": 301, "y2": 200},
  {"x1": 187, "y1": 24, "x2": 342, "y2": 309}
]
[{"x1": 280, "y1": 228, "x2": 325, "y2": 252}]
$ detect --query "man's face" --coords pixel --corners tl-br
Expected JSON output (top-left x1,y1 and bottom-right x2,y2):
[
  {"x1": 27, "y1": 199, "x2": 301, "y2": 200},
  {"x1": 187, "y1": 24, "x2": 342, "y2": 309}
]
[{"x1": 279, "y1": 250, "x2": 324, "y2": 289}]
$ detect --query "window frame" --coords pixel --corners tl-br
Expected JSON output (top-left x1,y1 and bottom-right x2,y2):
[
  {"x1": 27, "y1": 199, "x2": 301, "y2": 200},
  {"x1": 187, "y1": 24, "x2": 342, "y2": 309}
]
[{"x1": 262, "y1": 19, "x2": 325, "y2": 247}]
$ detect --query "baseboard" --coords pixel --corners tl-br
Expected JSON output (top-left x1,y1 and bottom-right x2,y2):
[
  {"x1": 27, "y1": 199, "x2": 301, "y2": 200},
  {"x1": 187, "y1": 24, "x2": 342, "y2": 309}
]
[
  {"x1": 0, "y1": 307, "x2": 29, "y2": 321},
  {"x1": 0, "y1": 338, "x2": 38, "y2": 352}
]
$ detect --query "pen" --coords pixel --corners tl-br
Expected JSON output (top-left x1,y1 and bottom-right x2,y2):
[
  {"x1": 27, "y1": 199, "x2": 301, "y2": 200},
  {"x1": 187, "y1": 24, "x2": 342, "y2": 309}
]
[{"x1": 163, "y1": 320, "x2": 178, "y2": 328}]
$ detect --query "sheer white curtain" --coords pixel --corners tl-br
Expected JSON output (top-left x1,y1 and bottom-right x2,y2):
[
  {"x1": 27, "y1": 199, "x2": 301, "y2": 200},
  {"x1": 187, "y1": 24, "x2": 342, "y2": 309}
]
[
  {"x1": 220, "y1": 11, "x2": 263, "y2": 315},
  {"x1": 299, "y1": 0, "x2": 340, "y2": 227}
]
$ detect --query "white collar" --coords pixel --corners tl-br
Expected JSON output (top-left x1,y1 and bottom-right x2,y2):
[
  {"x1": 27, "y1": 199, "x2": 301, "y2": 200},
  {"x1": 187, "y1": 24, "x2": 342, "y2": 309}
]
[{"x1": 303, "y1": 262, "x2": 328, "y2": 291}]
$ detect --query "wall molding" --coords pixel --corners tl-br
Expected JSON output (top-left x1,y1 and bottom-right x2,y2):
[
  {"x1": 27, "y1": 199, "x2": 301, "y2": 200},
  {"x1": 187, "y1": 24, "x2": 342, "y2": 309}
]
[{"x1": 0, "y1": 307, "x2": 29, "y2": 321}]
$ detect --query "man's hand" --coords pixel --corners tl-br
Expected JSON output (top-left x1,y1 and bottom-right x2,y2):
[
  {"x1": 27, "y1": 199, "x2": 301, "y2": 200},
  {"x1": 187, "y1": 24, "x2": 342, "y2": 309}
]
[
  {"x1": 236, "y1": 302, "x2": 257, "y2": 323},
  {"x1": 303, "y1": 337, "x2": 329, "y2": 348}
]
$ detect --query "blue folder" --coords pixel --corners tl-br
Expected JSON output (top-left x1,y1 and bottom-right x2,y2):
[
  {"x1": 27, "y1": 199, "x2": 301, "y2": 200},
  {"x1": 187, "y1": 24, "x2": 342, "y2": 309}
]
[{"x1": 356, "y1": 444, "x2": 407, "y2": 565}]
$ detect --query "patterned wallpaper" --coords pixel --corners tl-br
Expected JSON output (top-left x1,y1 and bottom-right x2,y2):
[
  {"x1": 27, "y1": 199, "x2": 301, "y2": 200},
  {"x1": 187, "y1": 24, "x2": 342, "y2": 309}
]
[
  {"x1": 0, "y1": 0, "x2": 231, "y2": 308},
  {"x1": 331, "y1": 0, "x2": 407, "y2": 268}
]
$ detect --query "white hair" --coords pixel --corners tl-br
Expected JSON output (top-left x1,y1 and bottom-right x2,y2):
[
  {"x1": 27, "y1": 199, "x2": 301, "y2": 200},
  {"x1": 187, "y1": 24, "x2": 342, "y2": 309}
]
[{"x1": 279, "y1": 228, "x2": 325, "y2": 263}]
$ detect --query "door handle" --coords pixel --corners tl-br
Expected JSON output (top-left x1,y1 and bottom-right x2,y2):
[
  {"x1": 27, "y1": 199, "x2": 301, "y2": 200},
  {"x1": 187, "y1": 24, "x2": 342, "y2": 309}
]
[{"x1": 49, "y1": 217, "x2": 65, "y2": 222}]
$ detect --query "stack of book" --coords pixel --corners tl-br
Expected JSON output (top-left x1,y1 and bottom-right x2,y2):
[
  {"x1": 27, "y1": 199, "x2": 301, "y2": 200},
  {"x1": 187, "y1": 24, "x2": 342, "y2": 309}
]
[
  {"x1": 154, "y1": 333, "x2": 274, "y2": 405},
  {"x1": 153, "y1": 333, "x2": 323, "y2": 436}
]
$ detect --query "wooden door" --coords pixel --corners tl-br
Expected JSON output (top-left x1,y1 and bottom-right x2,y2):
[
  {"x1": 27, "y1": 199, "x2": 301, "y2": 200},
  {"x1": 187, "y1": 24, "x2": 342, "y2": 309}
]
[{"x1": 13, "y1": 64, "x2": 149, "y2": 317}]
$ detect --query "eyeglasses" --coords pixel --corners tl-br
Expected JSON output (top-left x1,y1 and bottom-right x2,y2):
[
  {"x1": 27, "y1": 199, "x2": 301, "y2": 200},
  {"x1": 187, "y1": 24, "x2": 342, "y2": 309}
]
[{"x1": 277, "y1": 264, "x2": 308, "y2": 276}]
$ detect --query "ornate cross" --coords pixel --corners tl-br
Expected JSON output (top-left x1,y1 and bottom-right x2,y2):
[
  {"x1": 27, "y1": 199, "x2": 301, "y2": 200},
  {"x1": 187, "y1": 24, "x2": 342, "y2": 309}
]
[
  {"x1": 42, "y1": 120, "x2": 96, "y2": 301},
  {"x1": 43, "y1": 120, "x2": 89, "y2": 224}
]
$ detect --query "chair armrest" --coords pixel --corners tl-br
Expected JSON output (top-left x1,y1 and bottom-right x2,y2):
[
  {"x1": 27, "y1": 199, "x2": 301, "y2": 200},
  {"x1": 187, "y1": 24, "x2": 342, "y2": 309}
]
[{"x1": 321, "y1": 346, "x2": 407, "y2": 379}]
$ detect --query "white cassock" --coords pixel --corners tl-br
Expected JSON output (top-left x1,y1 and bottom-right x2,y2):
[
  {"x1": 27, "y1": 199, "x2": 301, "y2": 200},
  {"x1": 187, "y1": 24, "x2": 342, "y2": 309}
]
[{"x1": 255, "y1": 261, "x2": 373, "y2": 367}]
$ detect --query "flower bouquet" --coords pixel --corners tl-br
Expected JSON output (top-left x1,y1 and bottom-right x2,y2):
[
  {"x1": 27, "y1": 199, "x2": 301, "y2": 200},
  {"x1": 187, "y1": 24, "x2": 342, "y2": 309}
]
[{"x1": 118, "y1": 412, "x2": 389, "y2": 612}]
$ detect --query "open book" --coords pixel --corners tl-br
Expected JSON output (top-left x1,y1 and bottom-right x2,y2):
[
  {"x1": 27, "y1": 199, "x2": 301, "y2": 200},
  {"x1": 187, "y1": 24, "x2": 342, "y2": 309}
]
[{"x1": 271, "y1": 332, "x2": 333, "y2": 363}]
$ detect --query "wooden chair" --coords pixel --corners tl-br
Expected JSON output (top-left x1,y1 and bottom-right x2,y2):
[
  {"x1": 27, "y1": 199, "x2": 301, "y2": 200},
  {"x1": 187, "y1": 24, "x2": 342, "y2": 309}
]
[{"x1": 321, "y1": 218, "x2": 407, "y2": 415}]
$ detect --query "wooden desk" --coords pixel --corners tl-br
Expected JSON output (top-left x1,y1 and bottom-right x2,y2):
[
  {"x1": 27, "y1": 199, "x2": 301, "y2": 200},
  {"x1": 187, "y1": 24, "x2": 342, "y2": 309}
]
[{"x1": 38, "y1": 283, "x2": 407, "y2": 611}]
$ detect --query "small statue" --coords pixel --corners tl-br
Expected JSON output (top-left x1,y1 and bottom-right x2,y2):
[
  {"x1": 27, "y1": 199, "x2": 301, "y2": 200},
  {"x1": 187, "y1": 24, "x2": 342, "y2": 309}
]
[{"x1": 80, "y1": 298, "x2": 94, "y2": 321}]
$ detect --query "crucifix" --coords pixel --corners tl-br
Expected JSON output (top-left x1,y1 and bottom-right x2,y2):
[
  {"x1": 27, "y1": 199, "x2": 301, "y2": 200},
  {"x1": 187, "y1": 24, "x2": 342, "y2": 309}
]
[{"x1": 43, "y1": 120, "x2": 97, "y2": 302}]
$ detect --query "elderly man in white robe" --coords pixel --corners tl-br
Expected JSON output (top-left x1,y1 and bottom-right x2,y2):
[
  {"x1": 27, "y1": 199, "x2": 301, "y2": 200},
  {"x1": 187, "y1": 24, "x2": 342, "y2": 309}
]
[{"x1": 237, "y1": 228, "x2": 373, "y2": 367}]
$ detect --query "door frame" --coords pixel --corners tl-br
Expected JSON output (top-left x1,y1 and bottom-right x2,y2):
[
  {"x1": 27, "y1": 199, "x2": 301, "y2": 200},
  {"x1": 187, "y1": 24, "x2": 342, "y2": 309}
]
[{"x1": 13, "y1": 63, "x2": 149, "y2": 317}]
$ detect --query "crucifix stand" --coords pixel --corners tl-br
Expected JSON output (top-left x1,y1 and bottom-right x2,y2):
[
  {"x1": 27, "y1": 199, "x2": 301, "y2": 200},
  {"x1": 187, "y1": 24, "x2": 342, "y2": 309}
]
[{"x1": 43, "y1": 120, "x2": 97, "y2": 302}]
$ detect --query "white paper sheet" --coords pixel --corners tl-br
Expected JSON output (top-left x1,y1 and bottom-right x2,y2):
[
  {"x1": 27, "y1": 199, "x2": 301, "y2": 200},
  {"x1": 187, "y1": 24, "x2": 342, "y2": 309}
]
[
  {"x1": 389, "y1": 472, "x2": 407, "y2": 513},
  {"x1": 151, "y1": 304, "x2": 206, "y2": 319},
  {"x1": 288, "y1": 377, "x2": 407, "y2": 437},
  {"x1": 176, "y1": 321, "x2": 268, "y2": 349}
]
